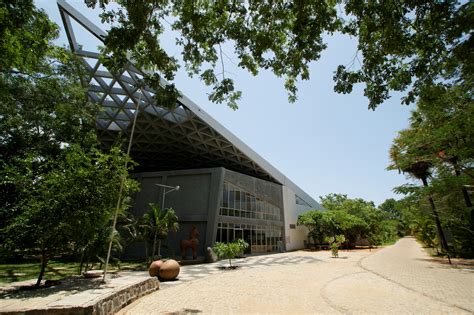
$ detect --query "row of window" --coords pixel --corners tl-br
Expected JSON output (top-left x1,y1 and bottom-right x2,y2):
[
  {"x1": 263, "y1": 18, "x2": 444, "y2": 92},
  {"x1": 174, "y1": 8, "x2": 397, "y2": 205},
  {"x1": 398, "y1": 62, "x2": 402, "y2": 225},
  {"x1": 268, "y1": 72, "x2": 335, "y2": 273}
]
[
  {"x1": 216, "y1": 222, "x2": 282, "y2": 253},
  {"x1": 219, "y1": 208, "x2": 281, "y2": 221},
  {"x1": 221, "y1": 181, "x2": 282, "y2": 221}
]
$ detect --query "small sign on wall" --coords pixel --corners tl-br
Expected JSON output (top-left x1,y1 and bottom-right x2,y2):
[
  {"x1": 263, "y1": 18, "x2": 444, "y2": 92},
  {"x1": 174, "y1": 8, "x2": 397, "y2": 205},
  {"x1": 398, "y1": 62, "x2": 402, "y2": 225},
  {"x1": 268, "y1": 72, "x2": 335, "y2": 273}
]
[{"x1": 289, "y1": 224, "x2": 296, "y2": 229}]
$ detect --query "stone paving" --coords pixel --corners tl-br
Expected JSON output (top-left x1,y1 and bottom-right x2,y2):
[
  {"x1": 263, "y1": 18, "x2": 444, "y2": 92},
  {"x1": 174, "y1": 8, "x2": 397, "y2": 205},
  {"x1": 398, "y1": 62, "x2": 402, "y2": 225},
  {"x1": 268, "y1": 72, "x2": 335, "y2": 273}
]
[
  {"x1": 360, "y1": 237, "x2": 474, "y2": 313},
  {"x1": 120, "y1": 238, "x2": 474, "y2": 314},
  {"x1": 161, "y1": 254, "x2": 322, "y2": 290}
]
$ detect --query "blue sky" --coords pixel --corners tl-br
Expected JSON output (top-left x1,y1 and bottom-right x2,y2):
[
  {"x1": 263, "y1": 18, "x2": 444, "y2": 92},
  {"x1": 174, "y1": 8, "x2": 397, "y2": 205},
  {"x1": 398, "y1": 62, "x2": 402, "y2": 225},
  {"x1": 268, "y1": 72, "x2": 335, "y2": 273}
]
[{"x1": 37, "y1": 0, "x2": 413, "y2": 206}]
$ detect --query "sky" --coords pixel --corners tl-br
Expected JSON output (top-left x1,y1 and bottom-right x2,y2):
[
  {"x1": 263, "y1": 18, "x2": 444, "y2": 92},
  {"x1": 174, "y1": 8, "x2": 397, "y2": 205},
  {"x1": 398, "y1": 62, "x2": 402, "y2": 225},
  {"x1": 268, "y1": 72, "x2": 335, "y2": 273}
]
[{"x1": 37, "y1": 0, "x2": 414, "y2": 206}]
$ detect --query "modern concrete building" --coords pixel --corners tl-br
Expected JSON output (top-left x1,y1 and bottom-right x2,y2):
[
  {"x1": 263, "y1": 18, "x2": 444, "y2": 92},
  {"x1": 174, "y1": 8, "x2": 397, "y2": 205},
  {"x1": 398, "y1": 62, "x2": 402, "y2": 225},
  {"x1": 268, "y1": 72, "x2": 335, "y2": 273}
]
[{"x1": 58, "y1": 0, "x2": 323, "y2": 258}]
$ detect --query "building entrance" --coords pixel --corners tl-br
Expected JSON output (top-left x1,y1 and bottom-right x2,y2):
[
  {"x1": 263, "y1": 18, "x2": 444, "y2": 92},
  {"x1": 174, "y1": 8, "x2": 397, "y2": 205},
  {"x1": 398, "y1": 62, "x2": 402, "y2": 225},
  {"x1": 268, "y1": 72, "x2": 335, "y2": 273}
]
[{"x1": 216, "y1": 222, "x2": 282, "y2": 254}]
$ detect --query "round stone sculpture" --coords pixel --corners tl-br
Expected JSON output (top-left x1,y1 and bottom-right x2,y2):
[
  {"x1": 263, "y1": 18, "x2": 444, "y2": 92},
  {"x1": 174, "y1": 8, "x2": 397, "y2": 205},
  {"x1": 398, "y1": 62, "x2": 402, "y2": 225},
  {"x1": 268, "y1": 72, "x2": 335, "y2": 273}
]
[
  {"x1": 158, "y1": 259, "x2": 180, "y2": 280},
  {"x1": 148, "y1": 260, "x2": 164, "y2": 277}
]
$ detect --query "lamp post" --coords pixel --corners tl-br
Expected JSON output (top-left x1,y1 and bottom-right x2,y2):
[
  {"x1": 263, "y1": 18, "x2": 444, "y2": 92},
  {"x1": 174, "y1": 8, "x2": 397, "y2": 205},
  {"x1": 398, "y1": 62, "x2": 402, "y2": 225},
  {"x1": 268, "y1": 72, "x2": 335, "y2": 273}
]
[
  {"x1": 102, "y1": 87, "x2": 142, "y2": 282},
  {"x1": 155, "y1": 184, "x2": 181, "y2": 211},
  {"x1": 151, "y1": 184, "x2": 180, "y2": 259}
]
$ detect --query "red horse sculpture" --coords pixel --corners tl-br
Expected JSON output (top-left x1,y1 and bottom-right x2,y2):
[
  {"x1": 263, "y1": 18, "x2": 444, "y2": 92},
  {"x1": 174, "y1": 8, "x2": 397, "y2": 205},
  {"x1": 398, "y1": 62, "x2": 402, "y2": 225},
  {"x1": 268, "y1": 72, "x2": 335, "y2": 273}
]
[{"x1": 180, "y1": 227, "x2": 199, "y2": 259}]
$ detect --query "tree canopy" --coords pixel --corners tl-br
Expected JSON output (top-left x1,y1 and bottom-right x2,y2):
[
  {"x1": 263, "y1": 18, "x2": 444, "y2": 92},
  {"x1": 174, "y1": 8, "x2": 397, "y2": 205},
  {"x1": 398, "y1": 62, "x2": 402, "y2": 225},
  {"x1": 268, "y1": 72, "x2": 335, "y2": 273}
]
[
  {"x1": 297, "y1": 194, "x2": 400, "y2": 247},
  {"x1": 82, "y1": 0, "x2": 472, "y2": 109},
  {"x1": 0, "y1": 0, "x2": 138, "y2": 286},
  {"x1": 388, "y1": 84, "x2": 473, "y2": 257}
]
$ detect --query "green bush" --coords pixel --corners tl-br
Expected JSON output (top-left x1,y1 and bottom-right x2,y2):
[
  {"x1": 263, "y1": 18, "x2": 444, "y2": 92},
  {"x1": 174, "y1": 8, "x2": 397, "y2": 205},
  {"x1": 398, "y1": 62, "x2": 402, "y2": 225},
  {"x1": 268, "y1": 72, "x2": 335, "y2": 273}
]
[
  {"x1": 325, "y1": 235, "x2": 345, "y2": 258},
  {"x1": 212, "y1": 239, "x2": 249, "y2": 267}
]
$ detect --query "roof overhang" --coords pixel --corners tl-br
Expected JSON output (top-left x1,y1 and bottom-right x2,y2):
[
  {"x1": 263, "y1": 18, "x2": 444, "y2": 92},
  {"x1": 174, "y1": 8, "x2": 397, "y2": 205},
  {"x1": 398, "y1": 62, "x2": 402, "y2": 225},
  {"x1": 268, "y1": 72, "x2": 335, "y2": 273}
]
[{"x1": 57, "y1": 0, "x2": 321, "y2": 208}]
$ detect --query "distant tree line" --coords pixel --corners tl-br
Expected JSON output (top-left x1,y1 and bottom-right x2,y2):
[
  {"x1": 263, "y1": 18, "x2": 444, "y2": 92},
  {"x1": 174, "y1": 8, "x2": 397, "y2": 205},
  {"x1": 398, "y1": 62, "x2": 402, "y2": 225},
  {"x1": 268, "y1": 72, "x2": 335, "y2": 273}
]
[{"x1": 297, "y1": 194, "x2": 402, "y2": 249}]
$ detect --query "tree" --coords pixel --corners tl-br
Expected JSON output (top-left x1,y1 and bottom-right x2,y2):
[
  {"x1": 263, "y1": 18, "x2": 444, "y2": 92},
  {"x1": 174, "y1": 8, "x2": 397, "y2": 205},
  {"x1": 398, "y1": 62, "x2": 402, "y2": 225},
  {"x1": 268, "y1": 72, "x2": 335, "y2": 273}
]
[
  {"x1": 325, "y1": 234, "x2": 345, "y2": 258},
  {"x1": 82, "y1": 0, "x2": 471, "y2": 109},
  {"x1": 378, "y1": 198, "x2": 402, "y2": 221},
  {"x1": 296, "y1": 210, "x2": 326, "y2": 244},
  {"x1": 213, "y1": 239, "x2": 249, "y2": 268},
  {"x1": 0, "y1": 1, "x2": 58, "y2": 73},
  {"x1": 142, "y1": 203, "x2": 179, "y2": 260},
  {"x1": 320, "y1": 193, "x2": 396, "y2": 246},
  {"x1": 388, "y1": 87, "x2": 474, "y2": 257},
  {"x1": 0, "y1": 1, "x2": 139, "y2": 286},
  {"x1": 389, "y1": 140, "x2": 450, "y2": 256},
  {"x1": 298, "y1": 194, "x2": 401, "y2": 248},
  {"x1": 2, "y1": 146, "x2": 137, "y2": 286}
]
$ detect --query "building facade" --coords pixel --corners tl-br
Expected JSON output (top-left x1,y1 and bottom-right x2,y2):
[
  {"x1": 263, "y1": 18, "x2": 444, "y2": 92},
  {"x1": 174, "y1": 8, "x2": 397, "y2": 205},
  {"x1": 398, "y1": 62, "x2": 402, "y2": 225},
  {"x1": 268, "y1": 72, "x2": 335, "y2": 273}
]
[
  {"x1": 127, "y1": 167, "x2": 319, "y2": 258},
  {"x1": 58, "y1": 0, "x2": 323, "y2": 258}
]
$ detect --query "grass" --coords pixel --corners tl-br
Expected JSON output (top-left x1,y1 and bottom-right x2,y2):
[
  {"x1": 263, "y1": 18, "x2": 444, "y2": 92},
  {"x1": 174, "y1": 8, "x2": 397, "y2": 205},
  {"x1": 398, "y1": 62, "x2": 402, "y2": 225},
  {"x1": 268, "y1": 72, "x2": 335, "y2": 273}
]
[
  {"x1": 380, "y1": 238, "x2": 399, "y2": 246},
  {"x1": 0, "y1": 260, "x2": 148, "y2": 284}
]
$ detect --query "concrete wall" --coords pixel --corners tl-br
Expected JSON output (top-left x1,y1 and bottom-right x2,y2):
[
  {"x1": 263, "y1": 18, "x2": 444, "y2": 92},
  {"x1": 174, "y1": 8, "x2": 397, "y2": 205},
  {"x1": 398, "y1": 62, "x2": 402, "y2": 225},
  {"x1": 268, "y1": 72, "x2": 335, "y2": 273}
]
[
  {"x1": 282, "y1": 186, "x2": 314, "y2": 251},
  {"x1": 126, "y1": 168, "x2": 224, "y2": 259}
]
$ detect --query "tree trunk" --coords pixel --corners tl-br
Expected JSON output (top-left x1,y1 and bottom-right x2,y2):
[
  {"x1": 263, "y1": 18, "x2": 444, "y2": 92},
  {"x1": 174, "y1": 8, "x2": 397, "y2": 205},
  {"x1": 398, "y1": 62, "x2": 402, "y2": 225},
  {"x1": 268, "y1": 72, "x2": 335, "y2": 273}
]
[
  {"x1": 85, "y1": 254, "x2": 91, "y2": 272},
  {"x1": 36, "y1": 248, "x2": 49, "y2": 287},
  {"x1": 157, "y1": 239, "x2": 162, "y2": 258},
  {"x1": 151, "y1": 231, "x2": 157, "y2": 260},
  {"x1": 421, "y1": 177, "x2": 451, "y2": 264},
  {"x1": 79, "y1": 249, "x2": 85, "y2": 275},
  {"x1": 144, "y1": 240, "x2": 149, "y2": 262}
]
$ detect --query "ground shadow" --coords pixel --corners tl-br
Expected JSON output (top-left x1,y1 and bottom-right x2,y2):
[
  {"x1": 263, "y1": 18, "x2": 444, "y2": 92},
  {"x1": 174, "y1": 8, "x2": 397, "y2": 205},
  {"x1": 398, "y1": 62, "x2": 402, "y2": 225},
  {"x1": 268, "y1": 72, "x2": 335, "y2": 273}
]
[
  {"x1": 217, "y1": 266, "x2": 240, "y2": 270},
  {"x1": 0, "y1": 273, "x2": 123, "y2": 299},
  {"x1": 415, "y1": 258, "x2": 474, "y2": 271},
  {"x1": 164, "y1": 308, "x2": 202, "y2": 314}
]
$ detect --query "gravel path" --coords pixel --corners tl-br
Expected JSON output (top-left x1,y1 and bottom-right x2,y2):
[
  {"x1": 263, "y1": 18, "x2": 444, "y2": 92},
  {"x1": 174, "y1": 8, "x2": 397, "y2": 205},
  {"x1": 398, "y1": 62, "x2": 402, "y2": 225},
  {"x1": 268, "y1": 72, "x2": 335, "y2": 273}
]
[{"x1": 119, "y1": 238, "x2": 474, "y2": 314}]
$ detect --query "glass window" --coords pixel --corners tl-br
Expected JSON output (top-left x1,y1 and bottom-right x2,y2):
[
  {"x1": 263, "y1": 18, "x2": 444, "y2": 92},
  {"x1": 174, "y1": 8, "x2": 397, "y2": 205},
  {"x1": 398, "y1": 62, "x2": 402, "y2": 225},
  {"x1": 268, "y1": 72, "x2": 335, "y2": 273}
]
[
  {"x1": 216, "y1": 228, "x2": 222, "y2": 242},
  {"x1": 219, "y1": 181, "x2": 282, "y2": 224},
  {"x1": 221, "y1": 228, "x2": 228, "y2": 243},
  {"x1": 229, "y1": 189, "x2": 235, "y2": 209},
  {"x1": 235, "y1": 190, "x2": 241, "y2": 209},
  {"x1": 222, "y1": 182, "x2": 229, "y2": 207}
]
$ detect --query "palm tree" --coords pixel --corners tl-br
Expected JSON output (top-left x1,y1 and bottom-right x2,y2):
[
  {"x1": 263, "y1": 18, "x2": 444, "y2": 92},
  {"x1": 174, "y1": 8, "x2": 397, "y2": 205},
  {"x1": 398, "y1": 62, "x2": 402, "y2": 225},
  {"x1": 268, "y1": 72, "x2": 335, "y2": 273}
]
[
  {"x1": 143, "y1": 203, "x2": 179, "y2": 260},
  {"x1": 389, "y1": 130, "x2": 451, "y2": 261}
]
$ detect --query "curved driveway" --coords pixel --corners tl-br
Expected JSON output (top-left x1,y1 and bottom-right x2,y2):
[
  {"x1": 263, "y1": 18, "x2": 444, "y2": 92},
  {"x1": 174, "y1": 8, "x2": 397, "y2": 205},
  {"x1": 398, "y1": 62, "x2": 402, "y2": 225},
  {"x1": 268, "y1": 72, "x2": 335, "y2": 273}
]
[{"x1": 119, "y1": 238, "x2": 473, "y2": 314}]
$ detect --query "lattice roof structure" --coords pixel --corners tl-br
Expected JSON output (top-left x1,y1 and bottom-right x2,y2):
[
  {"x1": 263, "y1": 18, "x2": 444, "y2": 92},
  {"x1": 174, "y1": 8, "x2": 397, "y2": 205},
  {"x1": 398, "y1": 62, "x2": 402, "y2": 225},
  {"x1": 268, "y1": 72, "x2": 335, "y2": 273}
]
[{"x1": 58, "y1": 0, "x2": 319, "y2": 206}]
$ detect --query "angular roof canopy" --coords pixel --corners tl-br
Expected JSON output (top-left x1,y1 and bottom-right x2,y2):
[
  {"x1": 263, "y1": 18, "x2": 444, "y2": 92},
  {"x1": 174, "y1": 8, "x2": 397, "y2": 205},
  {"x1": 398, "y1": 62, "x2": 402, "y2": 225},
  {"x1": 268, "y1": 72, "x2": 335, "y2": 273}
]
[{"x1": 58, "y1": 0, "x2": 321, "y2": 208}]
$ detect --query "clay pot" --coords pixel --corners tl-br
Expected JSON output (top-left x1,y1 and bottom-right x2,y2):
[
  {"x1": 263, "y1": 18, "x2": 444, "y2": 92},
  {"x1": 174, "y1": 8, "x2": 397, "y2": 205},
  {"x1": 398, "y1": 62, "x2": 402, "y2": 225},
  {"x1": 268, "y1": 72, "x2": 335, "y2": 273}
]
[
  {"x1": 148, "y1": 260, "x2": 164, "y2": 277},
  {"x1": 158, "y1": 259, "x2": 180, "y2": 280}
]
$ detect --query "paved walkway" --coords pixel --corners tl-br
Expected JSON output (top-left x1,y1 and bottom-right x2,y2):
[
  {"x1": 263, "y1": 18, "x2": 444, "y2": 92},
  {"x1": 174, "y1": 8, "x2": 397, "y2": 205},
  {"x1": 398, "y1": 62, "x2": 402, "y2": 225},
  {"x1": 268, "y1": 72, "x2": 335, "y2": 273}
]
[
  {"x1": 360, "y1": 237, "x2": 473, "y2": 313},
  {"x1": 120, "y1": 238, "x2": 474, "y2": 314}
]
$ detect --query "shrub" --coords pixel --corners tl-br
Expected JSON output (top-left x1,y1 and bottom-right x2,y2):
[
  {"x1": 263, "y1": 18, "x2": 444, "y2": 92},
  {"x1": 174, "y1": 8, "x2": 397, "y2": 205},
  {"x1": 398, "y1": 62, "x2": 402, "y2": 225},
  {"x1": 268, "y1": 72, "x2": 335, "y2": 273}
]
[
  {"x1": 212, "y1": 239, "x2": 249, "y2": 267},
  {"x1": 325, "y1": 235, "x2": 346, "y2": 258}
]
